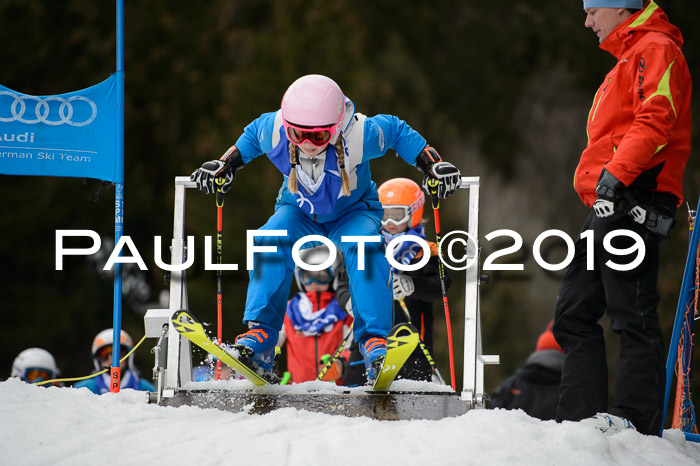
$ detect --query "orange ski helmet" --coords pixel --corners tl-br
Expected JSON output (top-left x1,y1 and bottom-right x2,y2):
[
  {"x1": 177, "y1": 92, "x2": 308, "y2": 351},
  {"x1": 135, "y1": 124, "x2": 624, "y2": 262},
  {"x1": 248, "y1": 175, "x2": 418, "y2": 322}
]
[
  {"x1": 377, "y1": 178, "x2": 425, "y2": 228},
  {"x1": 91, "y1": 328, "x2": 135, "y2": 371}
]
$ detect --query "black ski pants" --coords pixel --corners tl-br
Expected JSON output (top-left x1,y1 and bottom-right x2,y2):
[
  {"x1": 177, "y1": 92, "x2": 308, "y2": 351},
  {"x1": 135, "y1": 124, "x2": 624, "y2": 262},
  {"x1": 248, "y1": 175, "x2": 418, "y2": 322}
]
[{"x1": 553, "y1": 211, "x2": 665, "y2": 436}]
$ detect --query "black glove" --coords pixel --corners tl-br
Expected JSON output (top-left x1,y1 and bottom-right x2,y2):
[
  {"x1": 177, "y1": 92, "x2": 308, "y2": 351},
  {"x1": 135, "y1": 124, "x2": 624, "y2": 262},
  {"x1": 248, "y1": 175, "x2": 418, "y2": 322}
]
[
  {"x1": 593, "y1": 169, "x2": 624, "y2": 219},
  {"x1": 190, "y1": 145, "x2": 244, "y2": 194},
  {"x1": 416, "y1": 146, "x2": 461, "y2": 199}
]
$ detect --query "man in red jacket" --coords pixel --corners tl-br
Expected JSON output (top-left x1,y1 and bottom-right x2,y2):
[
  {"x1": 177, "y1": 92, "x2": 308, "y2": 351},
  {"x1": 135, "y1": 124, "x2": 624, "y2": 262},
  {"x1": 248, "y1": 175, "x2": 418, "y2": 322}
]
[{"x1": 553, "y1": 0, "x2": 691, "y2": 436}]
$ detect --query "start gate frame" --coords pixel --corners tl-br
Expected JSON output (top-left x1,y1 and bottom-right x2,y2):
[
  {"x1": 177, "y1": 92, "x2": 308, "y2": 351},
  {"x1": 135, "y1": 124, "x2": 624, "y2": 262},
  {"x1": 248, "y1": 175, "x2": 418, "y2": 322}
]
[{"x1": 144, "y1": 175, "x2": 498, "y2": 418}]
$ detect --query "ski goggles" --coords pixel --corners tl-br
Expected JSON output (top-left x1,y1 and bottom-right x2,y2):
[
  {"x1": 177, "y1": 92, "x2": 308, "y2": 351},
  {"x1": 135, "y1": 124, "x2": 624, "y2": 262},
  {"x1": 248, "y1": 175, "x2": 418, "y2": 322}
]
[
  {"x1": 299, "y1": 268, "x2": 332, "y2": 286},
  {"x1": 22, "y1": 367, "x2": 54, "y2": 383},
  {"x1": 381, "y1": 205, "x2": 412, "y2": 227},
  {"x1": 96, "y1": 345, "x2": 130, "y2": 361},
  {"x1": 284, "y1": 122, "x2": 338, "y2": 147}
]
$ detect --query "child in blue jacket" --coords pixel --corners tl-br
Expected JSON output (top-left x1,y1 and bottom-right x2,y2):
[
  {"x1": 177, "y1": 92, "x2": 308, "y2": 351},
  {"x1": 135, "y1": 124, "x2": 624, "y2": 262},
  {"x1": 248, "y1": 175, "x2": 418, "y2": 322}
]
[{"x1": 191, "y1": 74, "x2": 460, "y2": 383}]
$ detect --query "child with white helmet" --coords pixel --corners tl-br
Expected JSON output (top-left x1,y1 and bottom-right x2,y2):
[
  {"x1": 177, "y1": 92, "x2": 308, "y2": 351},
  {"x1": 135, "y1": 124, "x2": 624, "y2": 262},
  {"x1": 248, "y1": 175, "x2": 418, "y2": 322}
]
[
  {"x1": 278, "y1": 244, "x2": 352, "y2": 384},
  {"x1": 73, "y1": 328, "x2": 155, "y2": 394},
  {"x1": 11, "y1": 348, "x2": 61, "y2": 386},
  {"x1": 191, "y1": 74, "x2": 461, "y2": 383}
]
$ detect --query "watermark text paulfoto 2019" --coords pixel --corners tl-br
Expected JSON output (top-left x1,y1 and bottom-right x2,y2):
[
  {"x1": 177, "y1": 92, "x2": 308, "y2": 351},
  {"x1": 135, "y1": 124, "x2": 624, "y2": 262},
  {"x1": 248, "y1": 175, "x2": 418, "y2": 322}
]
[{"x1": 55, "y1": 228, "x2": 646, "y2": 273}]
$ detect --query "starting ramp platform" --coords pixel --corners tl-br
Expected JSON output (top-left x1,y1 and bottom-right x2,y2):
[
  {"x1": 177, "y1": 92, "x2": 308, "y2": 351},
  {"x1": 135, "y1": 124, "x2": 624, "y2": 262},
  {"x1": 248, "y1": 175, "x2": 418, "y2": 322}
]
[
  {"x1": 152, "y1": 387, "x2": 468, "y2": 420},
  {"x1": 143, "y1": 176, "x2": 497, "y2": 420}
]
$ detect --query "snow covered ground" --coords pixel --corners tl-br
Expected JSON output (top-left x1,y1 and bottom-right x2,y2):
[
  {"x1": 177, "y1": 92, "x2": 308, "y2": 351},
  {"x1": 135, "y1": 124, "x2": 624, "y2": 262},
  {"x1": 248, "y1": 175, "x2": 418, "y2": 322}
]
[{"x1": 2, "y1": 378, "x2": 699, "y2": 466}]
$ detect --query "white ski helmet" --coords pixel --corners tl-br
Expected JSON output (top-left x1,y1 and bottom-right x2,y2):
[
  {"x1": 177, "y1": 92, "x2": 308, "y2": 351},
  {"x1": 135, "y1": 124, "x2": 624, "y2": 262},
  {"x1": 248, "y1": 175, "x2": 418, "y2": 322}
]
[
  {"x1": 11, "y1": 348, "x2": 60, "y2": 382},
  {"x1": 294, "y1": 244, "x2": 342, "y2": 292},
  {"x1": 91, "y1": 328, "x2": 134, "y2": 371}
]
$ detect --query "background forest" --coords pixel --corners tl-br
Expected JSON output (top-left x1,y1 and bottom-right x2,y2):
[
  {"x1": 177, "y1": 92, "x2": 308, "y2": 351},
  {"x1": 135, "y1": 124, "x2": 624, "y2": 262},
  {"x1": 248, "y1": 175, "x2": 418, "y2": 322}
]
[{"x1": 1, "y1": 1, "x2": 699, "y2": 409}]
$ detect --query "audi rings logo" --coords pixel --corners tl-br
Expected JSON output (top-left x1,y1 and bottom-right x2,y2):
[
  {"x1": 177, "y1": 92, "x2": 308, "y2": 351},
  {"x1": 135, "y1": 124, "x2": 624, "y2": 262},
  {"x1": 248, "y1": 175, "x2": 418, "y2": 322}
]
[{"x1": 0, "y1": 92, "x2": 97, "y2": 127}]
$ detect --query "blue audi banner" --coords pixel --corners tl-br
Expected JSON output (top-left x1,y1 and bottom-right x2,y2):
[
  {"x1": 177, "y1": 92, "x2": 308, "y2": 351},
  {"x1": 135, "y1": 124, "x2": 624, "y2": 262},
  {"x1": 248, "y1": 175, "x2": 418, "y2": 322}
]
[{"x1": 0, "y1": 75, "x2": 122, "y2": 183}]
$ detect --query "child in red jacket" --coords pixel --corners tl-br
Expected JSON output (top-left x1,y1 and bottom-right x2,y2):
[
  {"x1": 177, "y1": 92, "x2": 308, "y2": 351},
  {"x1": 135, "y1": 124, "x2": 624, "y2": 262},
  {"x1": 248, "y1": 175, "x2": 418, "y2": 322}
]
[{"x1": 279, "y1": 245, "x2": 352, "y2": 384}]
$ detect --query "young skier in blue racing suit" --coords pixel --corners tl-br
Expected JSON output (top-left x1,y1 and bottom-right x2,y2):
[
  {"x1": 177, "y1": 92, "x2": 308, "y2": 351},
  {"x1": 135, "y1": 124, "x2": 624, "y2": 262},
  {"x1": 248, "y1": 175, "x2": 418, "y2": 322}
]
[{"x1": 191, "y1": 74, "x2": 461, "y2": 383}]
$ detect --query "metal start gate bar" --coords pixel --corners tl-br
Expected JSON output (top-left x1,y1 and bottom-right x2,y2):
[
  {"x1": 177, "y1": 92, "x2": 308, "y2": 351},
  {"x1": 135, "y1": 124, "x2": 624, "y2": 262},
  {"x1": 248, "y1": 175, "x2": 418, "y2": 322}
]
[
  {"x1": 155, "y1": 390, "x2": 469, "y2": 420},
  {"x1": 143, "y1": 176, "x2": 498, "y2": 418}
]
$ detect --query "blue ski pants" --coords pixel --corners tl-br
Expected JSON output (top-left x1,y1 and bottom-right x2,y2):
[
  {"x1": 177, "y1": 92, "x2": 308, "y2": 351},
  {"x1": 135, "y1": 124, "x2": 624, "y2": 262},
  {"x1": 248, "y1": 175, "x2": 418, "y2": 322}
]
[{"x1": 243, "y1": 203, "x2": 394, "y2": 344}]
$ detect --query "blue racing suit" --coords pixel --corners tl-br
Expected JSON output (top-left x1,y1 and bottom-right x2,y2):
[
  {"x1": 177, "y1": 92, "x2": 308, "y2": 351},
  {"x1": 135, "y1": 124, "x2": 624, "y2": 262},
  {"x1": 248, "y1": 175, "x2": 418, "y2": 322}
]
[{"x1": 234, "y1": 99, "x2": 427, "y2": 343}]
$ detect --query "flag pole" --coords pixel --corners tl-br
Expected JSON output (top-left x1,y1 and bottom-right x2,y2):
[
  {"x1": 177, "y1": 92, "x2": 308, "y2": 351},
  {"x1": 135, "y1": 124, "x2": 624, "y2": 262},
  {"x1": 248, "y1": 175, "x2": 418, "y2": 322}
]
[{"x1": 110, "y1": 0, "x2": 125, "y2": 393}]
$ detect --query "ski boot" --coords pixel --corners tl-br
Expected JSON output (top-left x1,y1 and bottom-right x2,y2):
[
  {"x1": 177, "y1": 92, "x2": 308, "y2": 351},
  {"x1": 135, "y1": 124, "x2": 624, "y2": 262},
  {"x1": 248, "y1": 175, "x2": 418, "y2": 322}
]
[
  {"x1": 359, "y1": 335, "x2": 387, "y2": 384},
  {"x1": 233, "y1": 322, "x2": 280, "y2": 383},
  {"x1": 580, "y1": 413, "x2": 636, "y2": 435}
]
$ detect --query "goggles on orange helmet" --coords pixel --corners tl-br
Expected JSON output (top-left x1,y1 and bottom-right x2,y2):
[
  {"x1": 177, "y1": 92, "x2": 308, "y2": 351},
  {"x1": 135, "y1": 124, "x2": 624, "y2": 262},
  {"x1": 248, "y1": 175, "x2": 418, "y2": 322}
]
[
  {"x1": 96, "y1": 345, "x2": 130, "y2": 361},
  {"x1": 381, "y1": 205, "x2": 413, "y2": 227}
]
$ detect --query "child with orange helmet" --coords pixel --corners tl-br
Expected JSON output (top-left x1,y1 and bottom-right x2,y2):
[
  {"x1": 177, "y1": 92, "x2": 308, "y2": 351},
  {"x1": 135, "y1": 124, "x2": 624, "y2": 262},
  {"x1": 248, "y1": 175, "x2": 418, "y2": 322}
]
[
  {"x1": 73, "y1": 328, "x2": 155, "y2": 394},
  {"x1": 378, "y1": 178, "x2": 451, "y2": 356},
  {"x1": 341, "y1": 178, "x2": 451, "y2": 385}
]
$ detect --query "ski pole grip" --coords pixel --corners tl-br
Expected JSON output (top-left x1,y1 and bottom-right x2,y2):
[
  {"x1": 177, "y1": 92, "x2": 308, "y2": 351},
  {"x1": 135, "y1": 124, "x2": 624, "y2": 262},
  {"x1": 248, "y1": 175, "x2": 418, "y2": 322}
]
[
  {"x1": 215, "y1": 177, "x2": 225, "y2": 207},
  {"x1": 427, "y1": 178, "x2": 440, "y2": 209}
]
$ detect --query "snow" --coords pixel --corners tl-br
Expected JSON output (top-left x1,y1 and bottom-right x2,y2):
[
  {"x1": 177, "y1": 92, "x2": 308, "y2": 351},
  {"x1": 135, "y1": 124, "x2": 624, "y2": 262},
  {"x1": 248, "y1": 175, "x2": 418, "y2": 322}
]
[
  {"x1": 181, "y1": 376, "x2": 456, "y2": 394},
  {"x1": 2, "y1": 379, "x2": 699, "y2": 465}
]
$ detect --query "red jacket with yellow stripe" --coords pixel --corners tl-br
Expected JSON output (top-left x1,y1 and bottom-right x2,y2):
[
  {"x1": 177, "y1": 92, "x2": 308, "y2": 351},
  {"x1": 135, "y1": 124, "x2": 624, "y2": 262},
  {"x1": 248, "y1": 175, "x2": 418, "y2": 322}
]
[{"x1": 574, "y1": 1, "x2": 691, "y2": 208}]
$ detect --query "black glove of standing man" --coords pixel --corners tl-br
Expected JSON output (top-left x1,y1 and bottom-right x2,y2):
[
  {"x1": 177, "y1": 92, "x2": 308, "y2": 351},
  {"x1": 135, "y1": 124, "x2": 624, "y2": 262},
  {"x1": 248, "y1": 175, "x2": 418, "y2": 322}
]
[{"x1": 593, "y1": 168, "x2": 625, "y2": 219}]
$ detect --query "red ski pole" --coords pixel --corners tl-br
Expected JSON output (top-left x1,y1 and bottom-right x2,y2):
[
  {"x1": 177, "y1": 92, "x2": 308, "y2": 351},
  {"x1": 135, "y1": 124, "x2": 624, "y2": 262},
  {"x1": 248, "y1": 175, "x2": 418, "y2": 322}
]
[
  {"x1": 214, "y1": 177, "x2": 225, "y2": 380},
  {"x1": 427, "y1": 178, "x2": 456, "y2": 391}
]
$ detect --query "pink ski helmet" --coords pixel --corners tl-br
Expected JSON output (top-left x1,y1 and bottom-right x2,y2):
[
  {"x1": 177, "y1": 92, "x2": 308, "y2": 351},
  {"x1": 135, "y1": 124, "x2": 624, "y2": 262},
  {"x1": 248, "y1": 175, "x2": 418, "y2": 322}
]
[{"x1": 281, "y1": 75, "x2": 345, "y2": 145}]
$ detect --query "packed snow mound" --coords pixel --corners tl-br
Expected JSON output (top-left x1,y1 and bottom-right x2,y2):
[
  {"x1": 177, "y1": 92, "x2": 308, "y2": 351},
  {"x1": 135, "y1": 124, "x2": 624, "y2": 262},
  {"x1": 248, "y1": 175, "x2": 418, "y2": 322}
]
[{"x1": 1, "y1": 379, "x2": 699, "y2": 466}]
